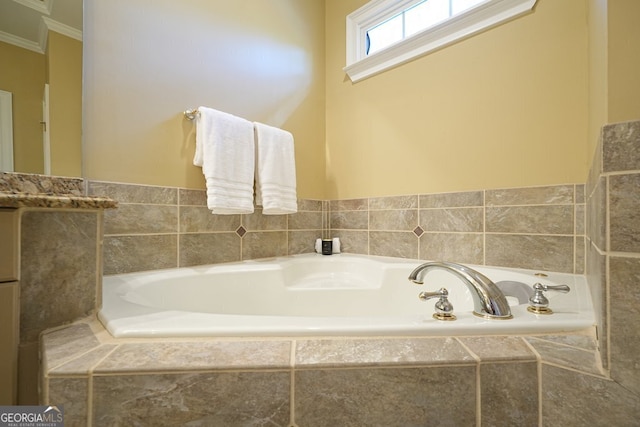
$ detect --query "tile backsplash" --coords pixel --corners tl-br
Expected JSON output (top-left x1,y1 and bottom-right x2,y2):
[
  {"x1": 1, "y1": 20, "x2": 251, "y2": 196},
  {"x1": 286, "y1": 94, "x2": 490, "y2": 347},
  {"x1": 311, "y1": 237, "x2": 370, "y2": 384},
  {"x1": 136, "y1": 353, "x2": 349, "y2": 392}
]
[{"x1": 90, "y1": 180, "x2": 585, "y2": 275}]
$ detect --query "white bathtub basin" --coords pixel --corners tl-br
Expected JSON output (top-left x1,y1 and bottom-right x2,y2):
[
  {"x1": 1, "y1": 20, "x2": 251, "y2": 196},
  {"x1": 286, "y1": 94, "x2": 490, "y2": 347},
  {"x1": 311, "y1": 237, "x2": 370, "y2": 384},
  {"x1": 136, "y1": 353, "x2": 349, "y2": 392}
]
[{"x1": 99, "y1": 253, "x2": 595, "y2": 337}]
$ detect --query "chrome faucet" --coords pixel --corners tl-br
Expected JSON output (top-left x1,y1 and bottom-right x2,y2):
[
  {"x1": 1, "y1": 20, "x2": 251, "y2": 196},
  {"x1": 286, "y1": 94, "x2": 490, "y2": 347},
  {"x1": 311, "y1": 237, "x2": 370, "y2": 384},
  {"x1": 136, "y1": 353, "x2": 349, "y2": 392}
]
[{"x1": 408, "y1": 261, "x2": 512, "y2": 319}]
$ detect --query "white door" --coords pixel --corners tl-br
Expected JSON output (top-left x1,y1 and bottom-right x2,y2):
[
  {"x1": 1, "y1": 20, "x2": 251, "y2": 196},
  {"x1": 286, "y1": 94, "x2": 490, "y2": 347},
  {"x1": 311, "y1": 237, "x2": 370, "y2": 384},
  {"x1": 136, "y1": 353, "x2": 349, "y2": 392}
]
[
  {"x1": 42, "y1": 84, "x2": 51, "y2": 175},
  {"x1": 0, "y1": 90, "x2": 14, "y2": 172}
]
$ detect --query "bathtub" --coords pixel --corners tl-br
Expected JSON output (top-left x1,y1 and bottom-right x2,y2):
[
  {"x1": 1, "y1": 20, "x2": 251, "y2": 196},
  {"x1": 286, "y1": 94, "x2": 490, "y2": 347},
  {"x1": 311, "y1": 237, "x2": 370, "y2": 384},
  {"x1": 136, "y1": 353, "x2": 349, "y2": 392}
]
[{"x1": 99, "y1": 253, "x2": 595, "y2": 338}]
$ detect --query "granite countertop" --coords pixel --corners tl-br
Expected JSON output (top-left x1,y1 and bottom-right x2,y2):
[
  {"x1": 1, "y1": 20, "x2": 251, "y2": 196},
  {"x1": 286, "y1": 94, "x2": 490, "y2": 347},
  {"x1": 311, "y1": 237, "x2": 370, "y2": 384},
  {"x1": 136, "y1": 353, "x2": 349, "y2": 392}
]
[
  {"x1": 0, "y1": 172, "x2": 117, "y2": 209},
  {"x1": 0, "y1": 192, "x2": 117, "y2": 209}
]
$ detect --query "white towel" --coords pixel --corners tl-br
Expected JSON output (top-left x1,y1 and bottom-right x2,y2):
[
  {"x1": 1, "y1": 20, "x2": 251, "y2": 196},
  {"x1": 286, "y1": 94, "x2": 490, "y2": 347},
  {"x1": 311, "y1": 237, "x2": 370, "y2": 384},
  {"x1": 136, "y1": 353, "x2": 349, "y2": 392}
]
[
  {"x1": 254, "y1": 122, "x2": 298, "y2": 214},
  {"x1": 194, "y1": 107, "x2": 255, "y2": 214}
]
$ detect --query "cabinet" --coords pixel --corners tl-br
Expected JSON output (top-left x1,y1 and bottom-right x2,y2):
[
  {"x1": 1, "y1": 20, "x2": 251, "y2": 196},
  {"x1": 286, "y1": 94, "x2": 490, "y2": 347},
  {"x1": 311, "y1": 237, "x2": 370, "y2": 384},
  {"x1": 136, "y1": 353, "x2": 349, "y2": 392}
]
[{"x1": 0, "y1": 209, "x2": 19, "y2": 405}]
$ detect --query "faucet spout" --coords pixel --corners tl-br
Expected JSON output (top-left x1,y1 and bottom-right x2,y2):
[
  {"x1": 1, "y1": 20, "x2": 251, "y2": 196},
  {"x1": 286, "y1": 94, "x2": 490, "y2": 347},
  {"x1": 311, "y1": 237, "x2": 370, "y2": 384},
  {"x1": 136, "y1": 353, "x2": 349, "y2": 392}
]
[{"x1": 408, "y1": 261, "x2": 512, "y2": 319}]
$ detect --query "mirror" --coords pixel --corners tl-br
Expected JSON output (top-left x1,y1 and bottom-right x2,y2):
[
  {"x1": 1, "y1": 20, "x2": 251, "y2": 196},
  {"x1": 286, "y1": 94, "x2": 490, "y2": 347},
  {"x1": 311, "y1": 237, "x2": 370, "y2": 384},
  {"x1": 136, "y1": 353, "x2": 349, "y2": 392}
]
[{"x1": 0, "y1": 0, "x2": 82, "y2": 176}]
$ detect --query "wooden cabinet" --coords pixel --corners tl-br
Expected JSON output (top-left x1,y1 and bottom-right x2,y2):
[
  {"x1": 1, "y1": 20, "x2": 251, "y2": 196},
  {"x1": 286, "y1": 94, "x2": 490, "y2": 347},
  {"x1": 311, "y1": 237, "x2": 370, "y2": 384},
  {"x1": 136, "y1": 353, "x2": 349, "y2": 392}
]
[{"x1": 0, "y1": 209, "x2": 19, "y2": 405}]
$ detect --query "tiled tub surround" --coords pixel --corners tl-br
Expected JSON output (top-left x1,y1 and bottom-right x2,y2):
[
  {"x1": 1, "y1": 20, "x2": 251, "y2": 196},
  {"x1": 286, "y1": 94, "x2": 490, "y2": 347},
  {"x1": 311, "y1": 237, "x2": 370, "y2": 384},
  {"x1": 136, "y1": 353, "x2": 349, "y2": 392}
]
[
  {"x1": 42, "y1": 319, "x2": 622, "y2": 427},
  {"x1": 585, "y1": 120, "x2": 640, "y2": 404},
  {"x1": 329, "y1": 184, "x2": 585, "y2": 274},
  {"x1": 89, "y1": 180, "x2": 584, "y2": 276},
  {"x1": 87, "y1": 181, "x2": 323, "y2": 275}
]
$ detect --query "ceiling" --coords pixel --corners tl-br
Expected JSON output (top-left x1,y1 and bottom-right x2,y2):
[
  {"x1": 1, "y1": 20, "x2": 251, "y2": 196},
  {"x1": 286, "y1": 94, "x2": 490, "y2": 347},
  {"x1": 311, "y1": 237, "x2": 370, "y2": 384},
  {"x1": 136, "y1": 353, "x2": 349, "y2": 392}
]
[{"x1": 0, "y1": 0, "x2": 82, "y2": 53}]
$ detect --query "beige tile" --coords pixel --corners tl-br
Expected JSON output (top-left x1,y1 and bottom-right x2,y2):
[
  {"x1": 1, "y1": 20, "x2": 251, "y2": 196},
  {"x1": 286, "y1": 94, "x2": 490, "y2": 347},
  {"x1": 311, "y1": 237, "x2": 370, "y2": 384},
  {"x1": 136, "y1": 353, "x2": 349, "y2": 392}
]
[
  {"x1": 88, "y1": 181, "x2": 177, "y2": 204},
  {"x1": 41, "y1": 323, "x2": 101, "y2": 371},
  {"x1": 541, "y1": 365, "x2": 640, "y2": 426},
  {"x1": 369, "y1": 209, "x2": 418, "y2": 231},
  {"x1": 486, "y1": 205, "x2": 574, "y2": 234},
  {"x1": 419, "y1": 191, "x2": 483, "y2": 208},
  {"x1": 93, "y1": 372, "x2": 290, "y2": 426},
  {"x1": 586, "y1": 242, "x2": 608, "y2": 369},
  {"x1": 287, "y1": 210, "x2": 322, "y2": 230},
  {"x1": 609, "y1": 174, "x2": 640, "y2": 252},
  {"x1": 104, "y1": 235, "x2": 177, "y2": 274},
  {"x1": 369, "y1": 195, "x2": 418, "y2": 210},
  {"x1": 587, "y1": 176, "x2": 607, "y2": 251},
  {"x1": 20, "y1": 211, "x2": 98, "y2": 342},
  {"x1": 47, "y1": 378, "x2": 89, "y2": 427},
  {"x1": 331, "y1": 230, "x2": 368, "y2": 254},
  {"x1": 295, "y1": 337, "x2": 474, "y2": 368},
  {"x1": 609, "y1": 256, "x2": 640, "y2": 396},
  {"x1": 420, "y1": 207, "x2": 483, "y2": 232},
  {"x1": 486, "y1": 185, "x2": 574, "y2": 206},
  {"x1": 241, "y1": 231, "x2": 287, "y2": 260},
  {"x1": 242, "y1": 208, "x2": 288, "y2": 231},
  {"x1": 330, "y1": 198, "x2": 368, "y2": 211},
  {"x1": 296, "y1": 198, "x2": 323, "y2": 211},
  {"x1": 288, "y1": 230, "x2": 320, "y2": 255},
  {"x1": 104, "y1": 204, "x2": 178, "y2": 234},
  {"x1": 180, "y1": 206, "x2": 239, "y2": 232},
  {"x1": 295, "y1": 366, "x2": 476, "y2": 426},
  {"x1": 419, "y1": 232, "x2": 483, "y2": 265},
  {"x1": 94, "y1": 341, "x2": 291, "y2": 373},
  {"x1": 602, "y1": 120, "x2": 640, "y2": 173},
  {"x1": 330, "y1": 210, "x2": 368, "y2": 230},
  {"x1": 178, "y1": 188, "x2": 206, "y2": 206},
  {"x1": 369, "y1": 231, "x2": 418, "y2": 259},
  {"x1": 50, "y1": 345, "x2": 117, "y2": 376},
  {"x1": 526, "y1": 337, "x2": 603, "y2": 376},
  {"x1": 458, "y1": 336, "x2": 535, "y2": 361},
  {"x1": 481, "y1": 362, "x2": 538, "y2": 426},
  {"x1": 485, "y1": 234, "x2": 574, "y2": 273},
  {"x1": 179, "y1": 233, "x2": 240, "y2": 267}
]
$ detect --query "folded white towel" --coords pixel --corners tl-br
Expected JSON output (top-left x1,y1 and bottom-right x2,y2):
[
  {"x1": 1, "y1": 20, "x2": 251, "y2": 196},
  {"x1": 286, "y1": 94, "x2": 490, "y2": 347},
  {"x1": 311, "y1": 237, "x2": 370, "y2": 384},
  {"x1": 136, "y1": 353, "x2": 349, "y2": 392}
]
[
  {"x1": 254, "y1": 122, "x2": 298, "y2": 215},
  {"x1": 194, "y1": 107, "x2": 255, "y2": 214}
]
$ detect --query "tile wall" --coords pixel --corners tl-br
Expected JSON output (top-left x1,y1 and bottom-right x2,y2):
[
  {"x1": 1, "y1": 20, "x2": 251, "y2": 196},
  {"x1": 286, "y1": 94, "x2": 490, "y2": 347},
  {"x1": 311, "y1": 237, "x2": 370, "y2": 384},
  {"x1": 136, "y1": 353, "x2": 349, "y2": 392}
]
[
  {"x1": 90, "y1": 181, "x2": 585, "y2": 276},
  {"x1": 330, "y1": 185, "x2": 584, "y2": 274},
  {"x1": 42, "y1": 319, "x2": 614, "y2": 426},
  {"x1": 87, "y1": 182, "x2": 323, "y2": 275}
]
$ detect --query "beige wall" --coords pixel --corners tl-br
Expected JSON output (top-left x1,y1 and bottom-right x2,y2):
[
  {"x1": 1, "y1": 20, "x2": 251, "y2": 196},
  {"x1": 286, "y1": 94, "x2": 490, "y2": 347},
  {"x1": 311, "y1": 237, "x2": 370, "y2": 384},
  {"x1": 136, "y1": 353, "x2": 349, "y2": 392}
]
[
  {"x1": 47, "y1": 32, "x2": 82, "y2": 177},
  {"x1": 587, "y1": 0, "x2": 608, "y2": 160},
  {"x1": 83, "y1": 0, "x2": 326, "y2": 198},
  {"x1": 325, "y1": 0, "x2": 589, "y2": 199},
  {"x1": 0, "y1": 42, "x2": 45, "y2": 174},
  {"x1": 607, "y1": 0, "x2": 640, "y2": 124}
]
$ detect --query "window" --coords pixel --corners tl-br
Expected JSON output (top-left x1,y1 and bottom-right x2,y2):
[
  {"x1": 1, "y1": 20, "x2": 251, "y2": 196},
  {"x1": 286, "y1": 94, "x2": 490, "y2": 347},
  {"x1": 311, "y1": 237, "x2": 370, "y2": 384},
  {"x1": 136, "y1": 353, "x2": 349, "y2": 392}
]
[{"x1": 344, "y1": 0, "x2": 538, "y2": 82}]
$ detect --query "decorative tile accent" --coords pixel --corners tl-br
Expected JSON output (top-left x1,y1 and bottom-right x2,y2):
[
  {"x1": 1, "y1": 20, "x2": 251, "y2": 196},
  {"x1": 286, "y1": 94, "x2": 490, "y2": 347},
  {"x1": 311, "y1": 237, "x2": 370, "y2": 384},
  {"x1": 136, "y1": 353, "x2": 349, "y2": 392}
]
[
  {"x1": 235, "y1": 225, "x2": 246, "y2": 237},
  {"x1": 413, "y1": 225, "x2": 424, "y2": 237}
]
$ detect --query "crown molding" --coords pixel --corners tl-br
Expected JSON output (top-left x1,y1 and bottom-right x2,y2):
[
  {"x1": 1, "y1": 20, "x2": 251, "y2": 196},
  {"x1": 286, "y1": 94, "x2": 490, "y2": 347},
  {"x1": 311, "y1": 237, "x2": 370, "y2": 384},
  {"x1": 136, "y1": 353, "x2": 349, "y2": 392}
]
[{"x1": 0, "y1": 29, "x2": 43, "y2": 53}]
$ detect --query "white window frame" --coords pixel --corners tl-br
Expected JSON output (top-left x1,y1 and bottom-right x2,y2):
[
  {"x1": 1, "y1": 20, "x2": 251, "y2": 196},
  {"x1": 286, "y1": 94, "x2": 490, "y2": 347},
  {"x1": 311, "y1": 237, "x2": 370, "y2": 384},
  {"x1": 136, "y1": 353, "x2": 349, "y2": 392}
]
[{"x1": 344, "y1": 0, "x2": 538, "y2": 82}]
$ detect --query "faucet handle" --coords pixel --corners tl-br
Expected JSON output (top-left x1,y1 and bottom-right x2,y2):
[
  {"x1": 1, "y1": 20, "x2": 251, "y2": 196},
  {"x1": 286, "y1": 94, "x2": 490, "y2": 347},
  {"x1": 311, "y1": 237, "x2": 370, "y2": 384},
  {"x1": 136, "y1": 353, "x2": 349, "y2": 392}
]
[
  {"x1": 527, "y1": 283, "x2": 570, "y2": 314},
  {"x1": 419, "y1": 287, "x2": 456, "y2": 321}
]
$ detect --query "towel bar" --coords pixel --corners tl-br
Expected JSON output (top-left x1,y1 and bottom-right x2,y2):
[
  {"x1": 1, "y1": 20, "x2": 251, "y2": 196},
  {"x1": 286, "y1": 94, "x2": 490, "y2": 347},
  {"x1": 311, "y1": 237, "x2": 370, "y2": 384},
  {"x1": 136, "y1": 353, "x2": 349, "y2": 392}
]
[{"x1": 184, "y1": 108, "x2": 199, "y2": 121}]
